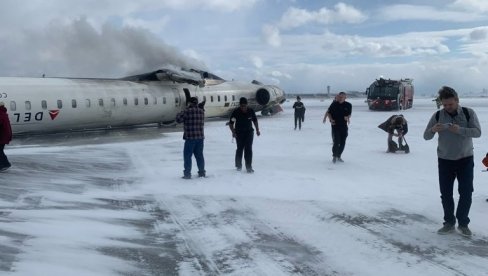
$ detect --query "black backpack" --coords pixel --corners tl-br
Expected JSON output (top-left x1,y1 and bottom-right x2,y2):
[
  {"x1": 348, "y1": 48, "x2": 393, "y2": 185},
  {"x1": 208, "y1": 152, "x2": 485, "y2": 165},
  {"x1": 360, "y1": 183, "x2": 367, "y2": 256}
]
[{"x1": 435, "y1": 107, "x2": 470, "y2": 123}]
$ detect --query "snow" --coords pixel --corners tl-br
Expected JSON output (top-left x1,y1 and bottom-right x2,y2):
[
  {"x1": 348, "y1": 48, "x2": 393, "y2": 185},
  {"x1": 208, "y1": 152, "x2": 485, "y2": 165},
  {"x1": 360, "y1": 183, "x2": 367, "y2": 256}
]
[{"x1": 1, "y1": 97, "x2": 488, "y2": 275}]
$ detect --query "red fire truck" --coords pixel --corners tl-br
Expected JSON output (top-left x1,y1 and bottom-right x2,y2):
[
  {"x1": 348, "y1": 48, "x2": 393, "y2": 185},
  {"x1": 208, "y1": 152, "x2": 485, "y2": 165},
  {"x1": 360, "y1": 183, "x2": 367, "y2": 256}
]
[{"x1": 366, "y1": 78, "x2": 414, "y2": 111}]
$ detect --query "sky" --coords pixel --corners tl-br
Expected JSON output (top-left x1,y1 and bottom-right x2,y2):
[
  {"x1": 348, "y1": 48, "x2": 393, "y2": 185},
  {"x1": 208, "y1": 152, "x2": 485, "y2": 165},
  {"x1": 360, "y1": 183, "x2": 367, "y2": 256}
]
[
  {"x1": 2, "y1": 98, "x2": 488, "y2": 275},
  {"x1": 0, "y1": 0, "x2": 488, "y2": 95}
]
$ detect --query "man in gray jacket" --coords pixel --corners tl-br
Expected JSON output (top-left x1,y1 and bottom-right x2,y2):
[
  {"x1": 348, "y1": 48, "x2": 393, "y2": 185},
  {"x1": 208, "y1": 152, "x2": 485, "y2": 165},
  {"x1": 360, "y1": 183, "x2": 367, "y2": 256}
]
[{"x1": 424, "y1": 86, "x2": 481, "y2": 236}]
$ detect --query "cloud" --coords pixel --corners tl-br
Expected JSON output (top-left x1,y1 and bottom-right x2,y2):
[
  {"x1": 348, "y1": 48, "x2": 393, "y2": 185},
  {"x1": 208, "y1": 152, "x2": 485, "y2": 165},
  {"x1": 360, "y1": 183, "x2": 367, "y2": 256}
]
[
  {"x1": 262, "y1": 24, "x2": 281, "y2": 47},
  {"x1": 278, "y1": 3, "x2": 366, "y2": 30},
  {"x1": 251, "y1": 56, "x2": 264, "y2": 68},
  {"x1": 309, "y1": 31, "x2": 452, "y2": 58},
  {"x1": 468, "y1": 27, "x2": 488, "y2": 40},
  {"x1": 450, "y1": 0, "x2": 488, "y2": 13},
  {"x1": 377, "y1": 4, "x2": 487, "y2": 22},
  {"x1": 151, "y1": 0, "x2": 259, "y2": 12}
]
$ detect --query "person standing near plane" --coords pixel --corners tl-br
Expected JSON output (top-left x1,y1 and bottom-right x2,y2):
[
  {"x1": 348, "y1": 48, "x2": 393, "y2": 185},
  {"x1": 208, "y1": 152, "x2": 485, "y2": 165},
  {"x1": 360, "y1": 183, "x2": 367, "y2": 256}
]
[
  {"x1": 325, "y1": 92, "x2": 351, "y2": 163},
  {"x1": 424, "y1": 86, "x2": 481, "y2": 236},
  {"x1": 229, "y1": 97, "x2": 260, "y2": 173},
  {"x1": 0, "y1": 102, "x2": 12, "y2": 171},
  {"x1": 176, "y1": 97, "x2": 205, "y2": 179},
  {"x1": 292, "y1": 96, "x2": 306, "y2": 130}
]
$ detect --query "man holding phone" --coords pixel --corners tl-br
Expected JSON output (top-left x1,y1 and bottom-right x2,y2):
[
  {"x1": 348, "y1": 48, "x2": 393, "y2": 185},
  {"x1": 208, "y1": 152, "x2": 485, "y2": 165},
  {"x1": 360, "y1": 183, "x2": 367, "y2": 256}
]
[{"x1": 424, "y1": 86, "x2": 481, "y2": 236}]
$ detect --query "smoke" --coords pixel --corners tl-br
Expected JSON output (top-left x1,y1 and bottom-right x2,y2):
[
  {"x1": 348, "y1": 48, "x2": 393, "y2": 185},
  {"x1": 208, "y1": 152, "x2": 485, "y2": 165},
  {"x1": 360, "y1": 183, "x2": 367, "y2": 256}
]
[{"x1": 0, "y1": 17, "x2": 207, "y2": 78}]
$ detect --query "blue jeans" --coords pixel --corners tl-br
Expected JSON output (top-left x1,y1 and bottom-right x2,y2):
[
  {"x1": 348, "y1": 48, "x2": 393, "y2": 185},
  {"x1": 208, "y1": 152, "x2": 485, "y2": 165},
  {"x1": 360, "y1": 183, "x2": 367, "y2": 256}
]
[
  {"x1": 438, "y1": 156, "x2": 474, "y2": 227},
  {"x1": 183, "y1": 139, "x2": 205, "y2": 177}
]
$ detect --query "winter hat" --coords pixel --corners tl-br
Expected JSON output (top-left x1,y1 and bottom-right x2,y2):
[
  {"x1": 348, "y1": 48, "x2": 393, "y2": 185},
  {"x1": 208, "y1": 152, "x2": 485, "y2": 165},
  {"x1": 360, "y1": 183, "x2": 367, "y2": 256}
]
[
  {"x1": 239, "y1": 97, "x2": 248, "y2": 105},
  {"x1": 297, "y1": 96, "x2": 301, "y2": 100}
]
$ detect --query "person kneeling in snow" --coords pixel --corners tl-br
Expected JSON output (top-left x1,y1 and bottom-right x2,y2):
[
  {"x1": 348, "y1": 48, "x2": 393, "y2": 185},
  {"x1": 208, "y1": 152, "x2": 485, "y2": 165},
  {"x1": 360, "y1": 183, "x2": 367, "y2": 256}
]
[{"x1": 378, "y1": 115, "x2": 409, "y2": 153}]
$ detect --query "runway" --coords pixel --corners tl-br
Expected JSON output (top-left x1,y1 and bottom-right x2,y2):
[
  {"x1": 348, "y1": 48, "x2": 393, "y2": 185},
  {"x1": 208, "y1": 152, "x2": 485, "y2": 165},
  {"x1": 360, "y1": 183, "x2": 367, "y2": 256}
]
[{"x1": 1, "y1": 98, "x2": 488, "y2": 275}]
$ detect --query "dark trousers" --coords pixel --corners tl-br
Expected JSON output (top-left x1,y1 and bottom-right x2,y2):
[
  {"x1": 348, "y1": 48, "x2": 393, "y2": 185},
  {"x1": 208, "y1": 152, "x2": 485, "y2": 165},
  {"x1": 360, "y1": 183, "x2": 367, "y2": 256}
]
[
  {"x1": 294, "y1": 114, "x2": 304, "y2": 129},
  {"x1": 0, "y1": 144, "x2": 10, "y2": 168},
  {"x1": 183, "y1": 139, "x2": 205, "y2": 177},
  {"x1": 332, "y1": 126, "x2": 348, "y2": 158},
  {"x1": 387, "y1": 133, "x2": 404, "y2": 145},
  {"x1": 235, "y1": 131, "x2": 254, "y2": 169},
  {"x1": 438, "y1": 156, "x2": 474, "y2": 226}
]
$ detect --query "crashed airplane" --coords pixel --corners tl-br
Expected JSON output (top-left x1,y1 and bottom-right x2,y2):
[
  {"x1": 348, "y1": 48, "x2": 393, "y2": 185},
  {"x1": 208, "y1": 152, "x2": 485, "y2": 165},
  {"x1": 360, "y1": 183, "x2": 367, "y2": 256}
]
[{"x1": 0, "y1": 68, "x2": 286, "y2": 135}]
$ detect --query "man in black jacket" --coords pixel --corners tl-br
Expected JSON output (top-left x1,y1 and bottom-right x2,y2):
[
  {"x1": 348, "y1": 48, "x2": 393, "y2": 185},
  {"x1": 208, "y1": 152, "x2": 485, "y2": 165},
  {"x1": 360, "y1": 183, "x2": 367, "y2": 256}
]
[
  {"x1": 228, "y1": 97, "x2": 260, "y2": 173},
  {"x1": 324, "y1": 92, "x2": 352, "y2": 163},
  {"x1": 292, "y1": 96, "x2": 306, "y2": 130}
]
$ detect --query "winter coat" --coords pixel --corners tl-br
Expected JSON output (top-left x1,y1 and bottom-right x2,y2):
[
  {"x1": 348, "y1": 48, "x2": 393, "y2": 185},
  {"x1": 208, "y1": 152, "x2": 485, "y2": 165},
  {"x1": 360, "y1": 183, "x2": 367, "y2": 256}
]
[
  {"x1": 293, "y1": 101, "x2": 306, "y2": 117},
  {"x1": 0, "y1": 106, "x2": 13, "y2": 145},
  {"x1": 378, "y1": 115, "x2": 408, "y2": 135}
]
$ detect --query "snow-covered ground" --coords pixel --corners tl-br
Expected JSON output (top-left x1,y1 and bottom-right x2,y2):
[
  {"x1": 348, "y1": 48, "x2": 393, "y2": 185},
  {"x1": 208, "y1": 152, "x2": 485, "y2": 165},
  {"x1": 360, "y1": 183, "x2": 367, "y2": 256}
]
[{"x1": 1, "y1": 97, "x2": 488, "y2": 275}]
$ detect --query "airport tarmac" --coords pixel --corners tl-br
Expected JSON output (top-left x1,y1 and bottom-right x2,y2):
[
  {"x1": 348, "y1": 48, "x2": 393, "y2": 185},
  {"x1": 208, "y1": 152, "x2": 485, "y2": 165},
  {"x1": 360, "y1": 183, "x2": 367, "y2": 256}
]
[{"x1": 1, "y1": 98, "x2": 488, "y2": 275}]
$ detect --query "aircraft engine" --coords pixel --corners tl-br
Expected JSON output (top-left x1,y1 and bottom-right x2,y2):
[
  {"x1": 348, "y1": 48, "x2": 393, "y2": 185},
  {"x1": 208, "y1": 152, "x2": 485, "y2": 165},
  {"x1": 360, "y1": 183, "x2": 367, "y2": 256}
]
[
  {"x1": 256, "y1": 88, "x2": 271, "y2": 105},
  {"x1": 255, "y1": 86, "x2": 286, "y2": 115}
]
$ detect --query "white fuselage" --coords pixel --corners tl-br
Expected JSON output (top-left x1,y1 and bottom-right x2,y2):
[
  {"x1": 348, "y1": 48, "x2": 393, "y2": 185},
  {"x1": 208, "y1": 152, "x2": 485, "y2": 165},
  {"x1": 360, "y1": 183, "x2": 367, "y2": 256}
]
[{"x1": 0, "y1": 77, "x2": 285, "y2": 135}]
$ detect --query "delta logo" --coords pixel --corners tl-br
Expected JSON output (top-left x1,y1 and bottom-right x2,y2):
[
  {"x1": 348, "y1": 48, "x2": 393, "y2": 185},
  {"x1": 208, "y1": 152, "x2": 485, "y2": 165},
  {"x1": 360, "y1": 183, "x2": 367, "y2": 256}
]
[{"x1": 49, "y1": 110, "x2": 60, "y2": 120}]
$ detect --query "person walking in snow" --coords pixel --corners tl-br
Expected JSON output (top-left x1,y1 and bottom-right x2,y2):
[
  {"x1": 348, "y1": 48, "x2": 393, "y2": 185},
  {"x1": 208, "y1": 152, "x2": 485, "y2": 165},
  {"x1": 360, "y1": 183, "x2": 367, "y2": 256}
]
[
  {"x1": 424, "y1": 86, "x2": 481, "y2": 236},
  {"x1": 0, "y1": 102, "x2": 12, "y2": 171},
  {"x1": 325, "y1": 92, "x2": 351, "y2": 163},
  {"x1": 228, "y1": 97, "x2": 260, "y2": 173}
]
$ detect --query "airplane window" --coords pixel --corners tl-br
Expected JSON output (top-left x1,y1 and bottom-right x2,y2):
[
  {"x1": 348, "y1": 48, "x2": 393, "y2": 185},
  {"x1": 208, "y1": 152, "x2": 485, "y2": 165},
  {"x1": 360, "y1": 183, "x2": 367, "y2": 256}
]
[
  {"x1": 111, "y1": 98, "x2": 116, "y2": 107},
  {"x1": 72, "y1": 99, "x2": 77, "y2": 108},
  {"x1": 211, "y1": 96, "x2": 214, "y2": 102},
  {"x1": 232, "y1": 95, "x2": 235, "y2": 101},
  {"x1": 123, "y1": 98, "x2": 127, "y2": 105},
  {"x1": 85, "y1": 99, "x2": 91, "y2": 108},
  {"x1": 218, "y1": 96, "x2": 221, "y2": 102},
  {"x1": 25, "y1": 101, "x2": 31, "y2": 110},
  {"x1": 41, "y1": 100, "x2": 47, "y2": 110},
  {"x1": 10, "y1": 101, "x2": 16, "y2": 111},
  {"x1": 163, "y1": 97, "x2": 166, "y2": 104},
  {"x1": 144, "y1": 97, "x2": 148, "y2": 105},
  {"x1": 225, "y1": 95, "x2": 228, "y2": 102},
  {"x1": 98, "y1": 99, "x2": 104, "y2": 107},
  {"x1": 153, "y1": 97, "x2": 157, "y2": 105},
  {"x1": 203, "y1": 96, "x2": 207, "y2": 102},
  {"x1": 134, "y1": 98, "x2": 139, "y2": 105},
  {"x1": 57, "y1": 100, "x2": 62, "y2": 109}
]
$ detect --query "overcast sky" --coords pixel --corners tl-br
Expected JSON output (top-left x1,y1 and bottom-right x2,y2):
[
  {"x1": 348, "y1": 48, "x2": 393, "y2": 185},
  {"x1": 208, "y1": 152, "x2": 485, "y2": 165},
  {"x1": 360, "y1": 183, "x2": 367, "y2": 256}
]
[{"x1": 1, "y1": 0, "x2": 487, "y2": 95}]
